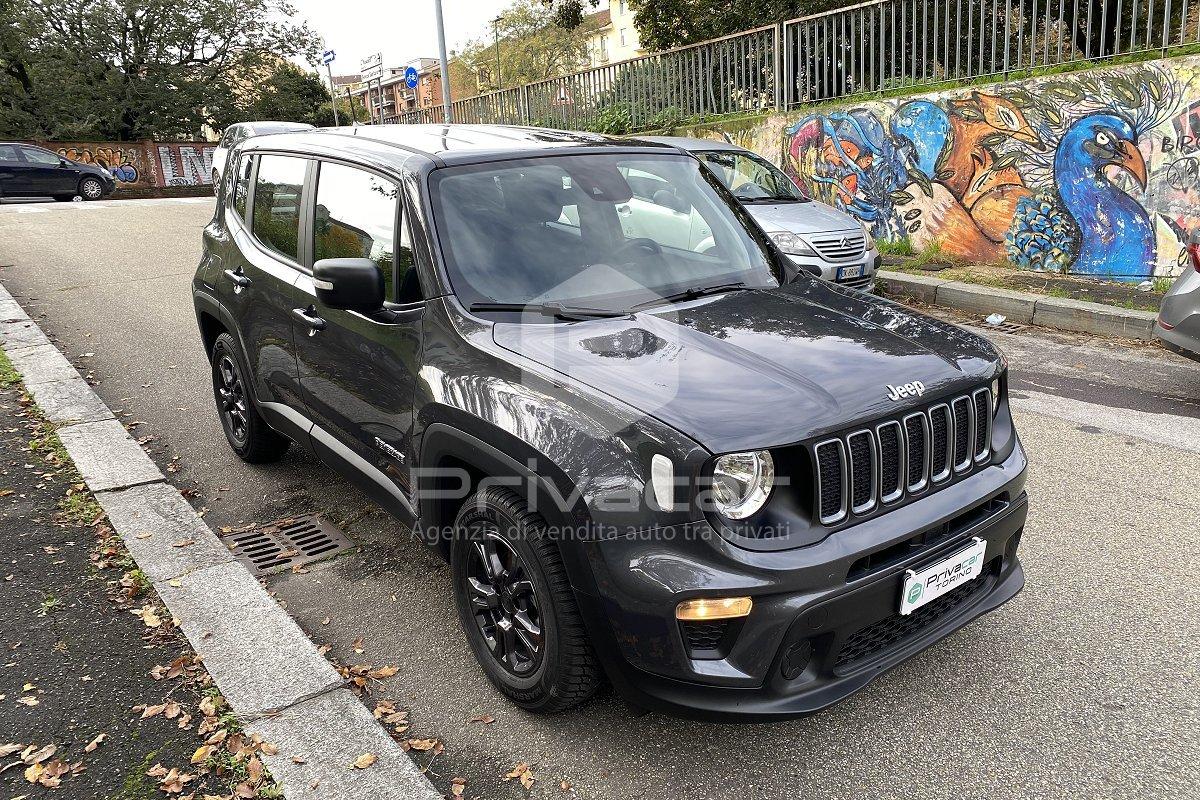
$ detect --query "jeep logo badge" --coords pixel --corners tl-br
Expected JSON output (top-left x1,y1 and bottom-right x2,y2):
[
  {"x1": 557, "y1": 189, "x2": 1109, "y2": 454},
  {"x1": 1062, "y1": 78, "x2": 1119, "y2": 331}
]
[{"x1": 886, "y1": 381, "x2": 926, "y2": 401}]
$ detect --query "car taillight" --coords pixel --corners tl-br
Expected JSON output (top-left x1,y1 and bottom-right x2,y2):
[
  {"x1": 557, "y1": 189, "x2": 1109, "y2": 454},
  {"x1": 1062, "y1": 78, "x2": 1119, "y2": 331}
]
[{"x1": 1188, "y1": 240, "x2": 1200, "y2": 272}]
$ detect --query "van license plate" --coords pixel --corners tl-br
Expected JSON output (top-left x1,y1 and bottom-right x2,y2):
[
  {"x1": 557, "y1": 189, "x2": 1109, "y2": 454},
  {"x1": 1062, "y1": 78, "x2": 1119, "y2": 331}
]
[
  {"x1": 838, "y1": 265, "x2": 863, "y2": 280},
  {"x1": 900, "y1": 538, "x2": 987, "y2": 615}
]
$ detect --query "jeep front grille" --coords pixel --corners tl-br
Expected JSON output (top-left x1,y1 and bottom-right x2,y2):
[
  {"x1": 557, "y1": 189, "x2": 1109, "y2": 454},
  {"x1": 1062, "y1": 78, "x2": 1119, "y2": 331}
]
[
  {"x1": 814, "y1": 389, "x2": 993, "y2": 526},
  {"x1": 809, "y1": 233, "x2": 866, "y2": 261}
]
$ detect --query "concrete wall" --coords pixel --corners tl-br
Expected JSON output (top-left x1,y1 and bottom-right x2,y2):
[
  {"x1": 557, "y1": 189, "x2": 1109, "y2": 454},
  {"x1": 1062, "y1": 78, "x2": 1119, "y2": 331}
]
[
  {"x1": 668, "y1": 54, "x2": 1200, "y2": 282},
  {"x1": 30, "y1": 140, "x2": 217, "y2": 193}
]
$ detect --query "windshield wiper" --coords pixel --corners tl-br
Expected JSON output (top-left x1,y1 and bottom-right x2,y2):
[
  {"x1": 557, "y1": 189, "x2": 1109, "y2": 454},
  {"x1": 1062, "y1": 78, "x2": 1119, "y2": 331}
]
[
  {"x1": 469, "y1": 302, "x2": 629, "y2": 321},
  {"x1": 737, "y1": 193, "x2": 808, "y2": 203},
  {"x1": 631, "y1": 282, "x2": 752, "y2": 311}
]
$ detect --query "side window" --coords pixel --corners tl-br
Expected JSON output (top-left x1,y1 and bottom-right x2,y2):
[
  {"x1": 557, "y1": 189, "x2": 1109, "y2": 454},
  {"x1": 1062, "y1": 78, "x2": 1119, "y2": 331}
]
[
  {"x1": 313, "y1": 162, "x2": 407, "y2": 300},
  {"x1": 0, "y1": 145, "x2": 19, "y2": 163},
  {"x1": 232, "y1": 155, "x2": 253, "y2": 220},
  {"x1": 251, "y1": 154, "x2": 307, "y2": 262},
  {"x1": 20, "y1": 147, "x2": 60, "y2": 166}
]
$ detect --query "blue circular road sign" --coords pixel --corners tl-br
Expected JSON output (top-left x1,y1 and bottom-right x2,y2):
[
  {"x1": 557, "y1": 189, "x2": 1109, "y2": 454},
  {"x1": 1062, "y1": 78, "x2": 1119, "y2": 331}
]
[{"x1": 404, "y1": 67, "x2": 418, "y2": 89}]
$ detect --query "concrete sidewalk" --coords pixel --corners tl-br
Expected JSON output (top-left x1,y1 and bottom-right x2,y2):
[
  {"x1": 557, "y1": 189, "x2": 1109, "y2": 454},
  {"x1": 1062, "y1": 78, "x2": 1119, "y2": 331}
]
[
  {"x1": 0, "y1": 284, "x2": 439, "y2": 800},
  {"x1": 876, "y1": 270, "x2": 1161, "y2": 340}
]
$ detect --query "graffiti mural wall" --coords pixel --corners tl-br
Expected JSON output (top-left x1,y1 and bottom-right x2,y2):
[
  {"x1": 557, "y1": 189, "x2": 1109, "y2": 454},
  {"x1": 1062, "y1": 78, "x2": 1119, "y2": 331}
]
[
  {"x1": 782, "y1": 58, "x2": 1200, "y2": 281},
  {"x1": 28, "y1": 140, "x2": 216, "y2": 192}
]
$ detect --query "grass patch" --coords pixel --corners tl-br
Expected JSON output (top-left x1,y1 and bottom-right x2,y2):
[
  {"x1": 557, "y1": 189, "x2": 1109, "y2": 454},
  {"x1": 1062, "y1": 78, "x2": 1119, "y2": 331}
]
[
  {"x1": 39, "y1": 590, "x2": 64, "y2": 616},
  {"x1": 58, "y1": 485, "x2": 103, "y2": 526},
  {"x1": 876, "y1": 238, "x2": 916, "y2": 257},
  {"x1": 0, "y1": 349, "x2": 19, "y2": 387}
]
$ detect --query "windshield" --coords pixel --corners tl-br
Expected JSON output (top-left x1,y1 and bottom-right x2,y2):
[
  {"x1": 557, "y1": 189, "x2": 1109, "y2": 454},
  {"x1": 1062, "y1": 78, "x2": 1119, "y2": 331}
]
[
  {"x1": 697, "y1": 150, "x2": 809, "y2": 202},
  {"x1": 429, "y1": 153, "x2": 779, "y2": 311}
]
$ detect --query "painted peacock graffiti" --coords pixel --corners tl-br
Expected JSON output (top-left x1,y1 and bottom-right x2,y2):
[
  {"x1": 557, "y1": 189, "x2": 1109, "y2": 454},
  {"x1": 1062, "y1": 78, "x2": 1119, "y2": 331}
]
[{"x1": 785, "y1": 62, "x2": 1199, "y2": 281}]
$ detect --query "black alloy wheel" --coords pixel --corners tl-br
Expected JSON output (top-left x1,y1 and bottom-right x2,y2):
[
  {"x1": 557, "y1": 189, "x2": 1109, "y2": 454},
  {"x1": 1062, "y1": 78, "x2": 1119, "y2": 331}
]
[
  {"x1": 451, "y1": 487, "x2": 602, "y2": 712},
  {"x1": 215, "y1": 353, "x2": 249, "y2": 447},
  {"x1": 209, "y1": 333, "x2": 289, "y2": 463},
  {"x1": 464, "y1": 529, "x2": 544, "y2": 676}
]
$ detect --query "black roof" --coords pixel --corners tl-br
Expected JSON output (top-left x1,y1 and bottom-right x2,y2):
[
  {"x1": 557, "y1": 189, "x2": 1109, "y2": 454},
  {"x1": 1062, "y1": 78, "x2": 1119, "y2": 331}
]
[{"x1": 242, "y1": 124, "x2": 682, "y2": 170}]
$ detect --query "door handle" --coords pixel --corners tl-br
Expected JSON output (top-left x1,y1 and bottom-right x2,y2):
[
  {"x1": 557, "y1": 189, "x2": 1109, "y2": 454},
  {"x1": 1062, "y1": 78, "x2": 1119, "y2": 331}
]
[
  {"x1": 292, "y1": 306, "x2": 327, "y2": 335},
  {"x1": 223, "y1": 268, "x2": 251, "y2": 288}
]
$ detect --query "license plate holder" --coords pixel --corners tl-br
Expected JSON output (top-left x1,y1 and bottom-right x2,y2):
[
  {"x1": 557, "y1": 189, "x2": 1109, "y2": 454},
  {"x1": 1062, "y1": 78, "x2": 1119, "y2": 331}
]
[
  {"x1": 837, "y1": 265, "x2": 864, "y2": 280},
  {"x1": 900, "y1": 537, "x2": 987, "y2": 615}
]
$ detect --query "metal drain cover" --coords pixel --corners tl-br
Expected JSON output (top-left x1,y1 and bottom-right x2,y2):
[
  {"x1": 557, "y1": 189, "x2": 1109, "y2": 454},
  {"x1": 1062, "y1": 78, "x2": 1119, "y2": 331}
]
[
  {"x1": 221, "y1": 514, "x2": 352, "y2": 576},
  {"x1": 985, "y1": 320, "x2": 1027, "y2": 333}
]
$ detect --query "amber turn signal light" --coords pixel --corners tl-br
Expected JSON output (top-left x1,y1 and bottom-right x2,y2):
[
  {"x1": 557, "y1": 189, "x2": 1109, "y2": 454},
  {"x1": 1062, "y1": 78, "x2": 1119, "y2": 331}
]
[{"x1": 675, "y1": 596, "x2": 753, "y2": 621}]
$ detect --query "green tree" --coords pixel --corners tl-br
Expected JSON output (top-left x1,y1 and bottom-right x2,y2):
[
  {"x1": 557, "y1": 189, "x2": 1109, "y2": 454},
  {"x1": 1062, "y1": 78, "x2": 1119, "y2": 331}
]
[
  {"x1": 631, "y1": 0, "x2": 847, "y2": 51},
  {"x1": 232, "y1": 63, "x2": 332, "y2": 129},
  {"x1": 0, "y1": 0, "x2": 319, "y2": 140},
  {"x1": 457, "y1": 0, "x2": 599, "y2": 92}
]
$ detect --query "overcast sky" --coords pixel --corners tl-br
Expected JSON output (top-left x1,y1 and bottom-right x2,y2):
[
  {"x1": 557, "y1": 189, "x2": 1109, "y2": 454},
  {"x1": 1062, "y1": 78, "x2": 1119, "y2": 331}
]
[{"x1": 290, "y1": 0, "x2": 513, "y2": 75}]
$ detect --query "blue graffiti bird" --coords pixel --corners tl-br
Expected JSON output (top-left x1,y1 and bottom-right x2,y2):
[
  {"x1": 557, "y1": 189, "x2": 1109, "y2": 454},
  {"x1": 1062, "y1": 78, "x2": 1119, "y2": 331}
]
[
  {"x1": 1007, "y1": 112, "x2": 1151, "y2": 280},
  {"x1": 889, "y1": 100, "x2": 950, "y2": 180}
]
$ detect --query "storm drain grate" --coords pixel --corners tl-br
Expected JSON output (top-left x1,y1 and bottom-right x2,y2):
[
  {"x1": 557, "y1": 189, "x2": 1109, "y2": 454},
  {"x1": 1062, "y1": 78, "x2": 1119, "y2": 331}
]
[
  {"x1": 220, "y1": 513, "x2": 352, "y2": 576},
  {"x1": 985, "y1": 319, "x2": 1027, "y2": 333}
]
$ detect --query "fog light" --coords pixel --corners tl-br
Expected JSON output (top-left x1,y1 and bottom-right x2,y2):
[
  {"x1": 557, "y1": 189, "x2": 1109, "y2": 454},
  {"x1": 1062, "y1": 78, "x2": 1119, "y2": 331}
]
[{"x1": 676, "y1": 596, "x2": 753, "y2": 621}]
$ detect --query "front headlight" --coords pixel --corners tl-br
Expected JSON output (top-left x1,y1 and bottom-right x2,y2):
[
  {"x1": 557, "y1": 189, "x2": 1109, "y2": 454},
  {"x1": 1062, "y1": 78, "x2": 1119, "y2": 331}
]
[
  {"x1": 861, "y1": 224, "x2": 876, "y2": 251},
  {"x1": 768, "y1": 231, "x2": 817, "y2": 257},
  {"x1": 711, "y1": 450, "x2": 775, "y2": 519}
]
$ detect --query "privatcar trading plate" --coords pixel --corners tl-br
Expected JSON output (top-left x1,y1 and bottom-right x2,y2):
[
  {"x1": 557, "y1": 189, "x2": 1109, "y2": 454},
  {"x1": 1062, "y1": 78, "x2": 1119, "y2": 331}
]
[
  {"x1": 900, "y1": 537, "x2": 987, "y2": 615},
  {"x1": 838, "y1": 265, "x2": 863, "y2": 280}
]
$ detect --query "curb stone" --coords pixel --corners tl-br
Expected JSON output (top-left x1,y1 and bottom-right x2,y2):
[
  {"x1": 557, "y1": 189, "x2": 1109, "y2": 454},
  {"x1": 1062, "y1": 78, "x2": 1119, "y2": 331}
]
[
  {"x1": 877, "y1": 269, "x2": 1160, "y2": 340},
  {"x1": 0, "y1": 281, "x2": 441, "y2": 800}
]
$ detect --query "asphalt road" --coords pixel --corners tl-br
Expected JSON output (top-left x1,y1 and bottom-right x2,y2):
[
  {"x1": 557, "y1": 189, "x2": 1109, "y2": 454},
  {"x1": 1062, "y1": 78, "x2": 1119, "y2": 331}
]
[{"x1": 1, "y1": 198, "x2": 1197, "y2": 799}]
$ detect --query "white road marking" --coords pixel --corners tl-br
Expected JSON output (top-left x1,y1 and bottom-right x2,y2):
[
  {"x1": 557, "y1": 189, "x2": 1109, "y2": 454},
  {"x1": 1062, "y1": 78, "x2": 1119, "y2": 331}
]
[{"x1": 1012, "y1": 389, "x2": 1200, "y2": 454}]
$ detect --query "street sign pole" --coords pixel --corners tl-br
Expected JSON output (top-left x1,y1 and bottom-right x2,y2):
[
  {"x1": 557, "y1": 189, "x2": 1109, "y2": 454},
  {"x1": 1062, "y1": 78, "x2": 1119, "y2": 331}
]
[
  {"x1": 322, "y1": 49, "x2": 340, "y2": 127},
  {"x1": 433, "y1": 0, "x2": 453, "y2": 124},
  {"x1": 326, "y1": 63, "x2": 340, "y2": 127}
]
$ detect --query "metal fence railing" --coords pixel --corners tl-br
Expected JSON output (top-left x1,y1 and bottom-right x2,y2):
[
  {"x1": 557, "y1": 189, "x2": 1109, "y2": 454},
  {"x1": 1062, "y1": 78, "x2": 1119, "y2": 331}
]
[{"x1": 383, "y1": 0, "x2": 1200, "y2": 129}]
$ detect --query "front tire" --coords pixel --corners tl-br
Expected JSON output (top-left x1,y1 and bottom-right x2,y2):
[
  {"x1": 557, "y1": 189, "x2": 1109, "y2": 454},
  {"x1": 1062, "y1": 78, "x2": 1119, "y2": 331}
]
[
  {"x1": 451, "y1": 487, "x2": 602, "y2": 713},
  {"x1": 210, "y1": 333, "x2": 289, "y2": 463},
  {"x1": 79, "y1": 177, "x2": 104, "y2": 201}
]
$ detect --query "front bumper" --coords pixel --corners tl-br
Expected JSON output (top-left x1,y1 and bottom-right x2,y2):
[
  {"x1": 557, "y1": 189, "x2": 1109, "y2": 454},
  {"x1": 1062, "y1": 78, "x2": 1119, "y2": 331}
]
[
  {"x1": 576, "y1": 439, "x2": 1027, "y2": 720},
  {"x1": 788, "y1": 249, "x2": 881, "y2": 291}
]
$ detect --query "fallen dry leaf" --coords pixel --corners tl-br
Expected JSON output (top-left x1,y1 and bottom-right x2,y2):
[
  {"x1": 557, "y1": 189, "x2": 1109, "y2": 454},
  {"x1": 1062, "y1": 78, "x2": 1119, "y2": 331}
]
[
  {"x1": 133, "y1": 606, "x2": 162, "y2": 628},
  {"x1": 352, "y1": 636, "x2": 364, "y2": 654},
  {"x1": 172, "y1": 539, "x2": 195, "y2": 548},
  {"x1": 23, "y1": 744, "x2": 56, "y2": 765},
  {"x1": 561, "y1": 779, "x2": 573, "y2": 791},
  {"x1": 291, "y1": 755, "x2": 306, "y2": 764},
  {"x1": 505, "y1": 762, "x2": 536, "y2": 790},
  {"x1": 84, "y1": 733, "x2": 106, "y2": 752},
  {"x1": 368, "y1": 665, "x2": 398, "y2": 679},
  {"x1": 190, "y1": 745, "x2": 214, "y2": 765},
  {"x1": 469, "y1": 714, "x2": 495, "y2": 724},
  {"x1": 451, "y1": 777, "x2": 467, "y2": 797},
  {"x1": 405, "y1": 738, "x2": 440, "y2": 752},
  {"x1": 0, "y1": 743, "x2": 23, "y2": 758},
  {"x1": 141, "y1": 703, "x2": 167, "y2": 719},
  {"x1": 163, "y1": 701, "x2": 182, "y2": 720},
  {"x1": 16, "y1": 696, "x2": 39, "y2": 707},
  {"x1": 349, "y1": 752, "x2": 377, "y2": 770}
]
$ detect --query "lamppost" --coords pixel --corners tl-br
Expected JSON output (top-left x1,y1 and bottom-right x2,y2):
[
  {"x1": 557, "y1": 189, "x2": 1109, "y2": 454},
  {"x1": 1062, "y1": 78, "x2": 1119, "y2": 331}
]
[
  {"x1": 492, "y1": 14, "x2": 504, "y2": 91},
  {"x1": 433, "y1": 0, "x2": 453, "y2": 123}
]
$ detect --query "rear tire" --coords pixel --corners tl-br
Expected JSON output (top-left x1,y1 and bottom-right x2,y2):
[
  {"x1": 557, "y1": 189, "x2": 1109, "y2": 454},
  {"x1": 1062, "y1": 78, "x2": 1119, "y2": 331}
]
[
  {"x1": 451, "y1": 486, "x2": 602, "y2": 713},
  {"x1": 210, "y1": 333, "x2": 289, "y2": 463}
]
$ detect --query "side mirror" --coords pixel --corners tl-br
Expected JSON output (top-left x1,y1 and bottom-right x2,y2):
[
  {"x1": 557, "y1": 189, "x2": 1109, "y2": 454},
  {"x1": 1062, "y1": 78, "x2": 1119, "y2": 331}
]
[
  {"x1": 59, "y1": 158, "x2": 71, "y2": 167},
  {"x1": 313, "y1": 258, "x2": 384, "y2": 312}
]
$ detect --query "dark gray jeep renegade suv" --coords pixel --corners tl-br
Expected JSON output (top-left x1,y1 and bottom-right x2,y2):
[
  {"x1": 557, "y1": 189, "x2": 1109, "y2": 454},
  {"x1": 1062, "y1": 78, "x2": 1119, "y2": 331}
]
[{"x1": 193, "y1": 124, "x2": 1028, "y2": 720}]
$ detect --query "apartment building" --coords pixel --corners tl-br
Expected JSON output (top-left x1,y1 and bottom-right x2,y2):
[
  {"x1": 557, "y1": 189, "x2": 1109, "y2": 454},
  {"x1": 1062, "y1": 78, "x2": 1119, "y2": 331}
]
[{"x1": 587, "y1": 0, "x2": 644, "y2": 67}]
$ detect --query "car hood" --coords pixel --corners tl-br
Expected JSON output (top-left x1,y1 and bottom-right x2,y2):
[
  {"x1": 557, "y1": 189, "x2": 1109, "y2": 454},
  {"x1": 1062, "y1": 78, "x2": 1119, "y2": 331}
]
[
  {"x1": 742, "y1": 199, "x2": 860, "y2": 236},
  {"x1": 70, "y1": 161, "x2": 111, "y2": 179},
  {"x1": 491, "y1": 280, "x2": 1001, "y2": 454}
]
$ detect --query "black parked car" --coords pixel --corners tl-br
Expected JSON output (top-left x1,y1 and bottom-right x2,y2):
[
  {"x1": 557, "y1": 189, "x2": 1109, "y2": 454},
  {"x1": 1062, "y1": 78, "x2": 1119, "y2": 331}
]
[
  {"x1": 193, "y1": 125, "x2": 1028, "y2": 720},
  {"x1": 0, "y1": 142, "x2": 116, "y2": 201}
]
